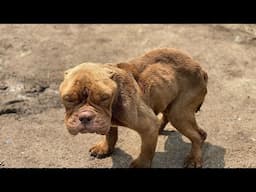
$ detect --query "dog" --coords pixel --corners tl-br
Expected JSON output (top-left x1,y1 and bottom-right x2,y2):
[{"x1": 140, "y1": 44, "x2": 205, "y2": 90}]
[{"x1": 59, "y1": 48, "x2": 208, "y2": 168}]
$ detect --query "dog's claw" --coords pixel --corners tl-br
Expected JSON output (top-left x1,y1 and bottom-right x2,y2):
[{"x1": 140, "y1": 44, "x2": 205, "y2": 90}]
[
  {"x1": 90, "y1": 151, "x2": 110, "y2": 159},
  {"x1": 183, "y1": 155, "x2": 203, "y2": 168},
  {"x1": 89, "y1": 143, "x2": 113, "y2": 159}
]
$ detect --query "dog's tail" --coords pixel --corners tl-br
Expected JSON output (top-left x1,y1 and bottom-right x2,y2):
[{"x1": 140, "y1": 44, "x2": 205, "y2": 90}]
[
  {"x1": 202, "y1": 70, "x2": 208, "y2": 85},
  {"x1": 196, "y1": 69, "x2": 208, "y2": 113}
]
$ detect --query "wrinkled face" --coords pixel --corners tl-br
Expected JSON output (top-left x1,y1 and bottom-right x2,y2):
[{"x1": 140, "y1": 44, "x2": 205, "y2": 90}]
[{"x1": 59, "y1": 63, "x2": 117, "y2": 136}]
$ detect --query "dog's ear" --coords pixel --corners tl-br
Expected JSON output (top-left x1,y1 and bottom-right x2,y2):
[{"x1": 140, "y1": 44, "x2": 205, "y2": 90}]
[{"x1": 110, "y1": 68, "x2": 140, "y2": 127}]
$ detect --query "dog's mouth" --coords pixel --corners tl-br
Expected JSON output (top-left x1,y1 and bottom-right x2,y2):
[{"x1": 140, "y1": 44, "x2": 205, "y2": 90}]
[
  {"x1": 83, "y1": 122, "x2": 110, "y2": 135},
  {"x1": 66, "y1": 113, "x2": 111, "y2": 136},
  {"x1": 67, "y1": 123, "x2": 110, "y2": 136}
]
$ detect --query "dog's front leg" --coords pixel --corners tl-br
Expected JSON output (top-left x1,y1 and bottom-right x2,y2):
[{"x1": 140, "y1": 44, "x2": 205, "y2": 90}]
[
  {"x1": 129, "y1": 129, "x2": 158, "y2": 168},
  {"x1": 129, "y1": 109, "x2": 160, "y2": 168},
  {"x1": 89, "y1": 126, "x2": 118, "y2": 158}
]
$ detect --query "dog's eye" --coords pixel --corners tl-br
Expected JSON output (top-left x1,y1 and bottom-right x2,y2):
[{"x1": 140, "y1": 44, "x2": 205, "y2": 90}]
[
  {"x1": 63, "y1": 95, "x2": 78, "y2": 104},
  {"x1": 101, "y1": 94, "x2": 110, "y2": 102}
]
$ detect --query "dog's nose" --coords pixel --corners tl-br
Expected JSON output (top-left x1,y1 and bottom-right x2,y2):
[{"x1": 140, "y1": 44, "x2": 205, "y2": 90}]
[{"x1": 79, "y1": 111, "x2": 95, "y2": 124}]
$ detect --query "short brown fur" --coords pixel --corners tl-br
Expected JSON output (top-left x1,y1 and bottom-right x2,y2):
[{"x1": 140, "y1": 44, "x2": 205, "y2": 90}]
[{"x1": 59, "y1": 48, "x2": 208, "y2": 168}]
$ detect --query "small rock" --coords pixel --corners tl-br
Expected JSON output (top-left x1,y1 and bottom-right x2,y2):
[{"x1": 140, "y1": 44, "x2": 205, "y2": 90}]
[
  {"x1": 234, "y1": 36, "x2": 242, "y2": 43},
  {"x1": 250, "y1": 138, "x2": 256, "y2": 142},
  {"x1": 5, "y1": 139, "x2": 12, "y2": 144},
  {"x1": 20, "y1": 50, "x2": 32, "y2": 57}
]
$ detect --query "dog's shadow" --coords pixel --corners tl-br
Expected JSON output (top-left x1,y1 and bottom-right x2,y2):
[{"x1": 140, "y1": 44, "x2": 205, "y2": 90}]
[
  {"x1": 153, "y1": 130, "x2": 226, "y2": 168},
  {"x1": 111, "y1": 130, "x2": 226, "y2": 168},
  {"x1": 111, "y1": 148, "x2": 134, "y2": 168}
]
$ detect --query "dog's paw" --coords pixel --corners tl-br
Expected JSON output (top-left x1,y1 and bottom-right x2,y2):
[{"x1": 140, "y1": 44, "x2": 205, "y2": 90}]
[
  {"x1": 129, "y1": 158, "x2": 151, "y2": 168},
  {"x1": 183, "y1": 155, "x2": 203, "y2": 168},
  {"x1": 89, "y1": 142, "x2": 113, "y2": 159}
]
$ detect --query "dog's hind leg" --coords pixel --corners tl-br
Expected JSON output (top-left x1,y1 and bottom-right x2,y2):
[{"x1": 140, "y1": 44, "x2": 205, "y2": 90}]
[
  {"x1": 169, "y1": 111, "x2": 206, "y2": 168},
  {"x1": 166, "y1": 90, "x2": 207, "y2": 168}
]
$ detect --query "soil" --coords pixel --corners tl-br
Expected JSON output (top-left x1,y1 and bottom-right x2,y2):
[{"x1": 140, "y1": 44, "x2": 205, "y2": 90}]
[{"x1": 0, "y1": 24, "x2": 256, "y2": 168}]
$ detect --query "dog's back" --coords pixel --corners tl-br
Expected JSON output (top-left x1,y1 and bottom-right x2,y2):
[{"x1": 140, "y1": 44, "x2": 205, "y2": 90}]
[{"x1": 117, "y1": 48, "x2": 208, "y2": 114}]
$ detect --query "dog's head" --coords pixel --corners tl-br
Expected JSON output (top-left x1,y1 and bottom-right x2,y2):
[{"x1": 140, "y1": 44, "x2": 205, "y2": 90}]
[{"x1": 59, "y1": 63, "x2": 118, "y2": 136}]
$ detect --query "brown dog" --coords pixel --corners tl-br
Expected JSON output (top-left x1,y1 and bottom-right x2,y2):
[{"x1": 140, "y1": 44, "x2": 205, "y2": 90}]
[{"x1": 59, "y1": 48, "x2": 208, "y2": 168}]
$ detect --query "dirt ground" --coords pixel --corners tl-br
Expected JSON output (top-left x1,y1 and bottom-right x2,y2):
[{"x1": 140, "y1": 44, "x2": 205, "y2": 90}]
[{"x1": 0, "y1": 24, "x2": 256, "y2": 168}]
